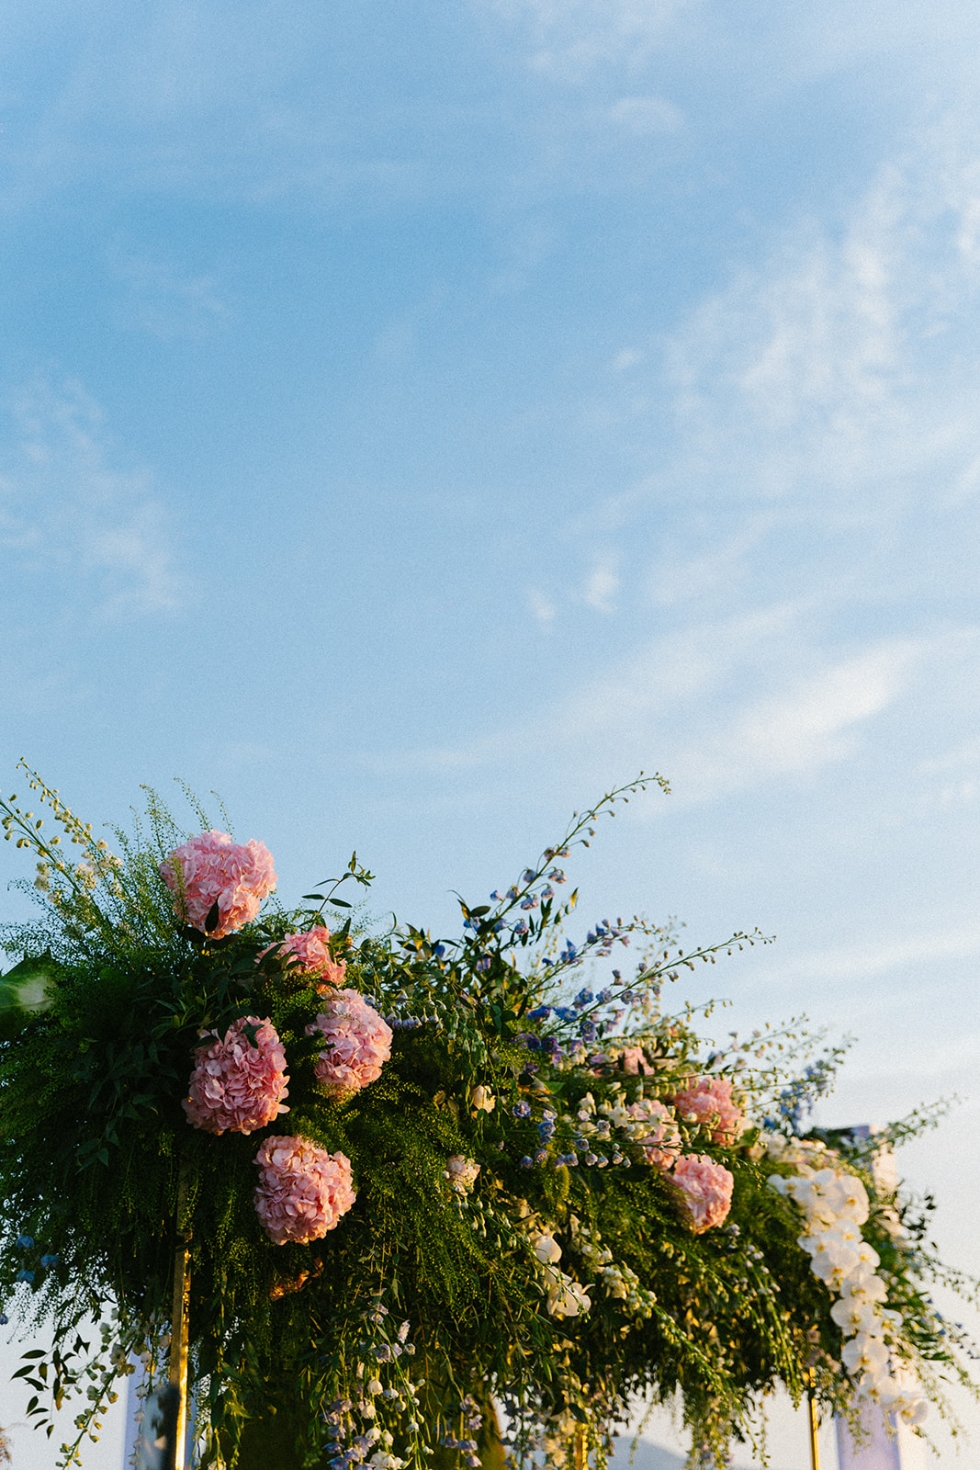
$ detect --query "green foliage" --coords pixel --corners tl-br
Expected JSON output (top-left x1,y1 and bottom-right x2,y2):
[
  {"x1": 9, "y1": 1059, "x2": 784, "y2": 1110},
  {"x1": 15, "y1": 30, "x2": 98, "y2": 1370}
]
[{"x1": 0, "y1": 762, "x2": 974, "y2": 1470}]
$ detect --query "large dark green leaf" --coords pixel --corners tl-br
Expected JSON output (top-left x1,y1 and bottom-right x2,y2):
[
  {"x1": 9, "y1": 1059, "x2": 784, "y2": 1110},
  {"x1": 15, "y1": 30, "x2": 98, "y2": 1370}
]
[{"x1": 0, "y1": 953, "x2": 57, "y2": 1037}]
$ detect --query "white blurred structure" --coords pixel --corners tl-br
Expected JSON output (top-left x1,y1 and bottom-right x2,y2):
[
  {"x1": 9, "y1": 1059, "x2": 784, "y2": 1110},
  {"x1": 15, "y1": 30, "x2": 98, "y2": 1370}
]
[{"x1": 836, "y1": 1405, "x2": 905, "y2": 1469}]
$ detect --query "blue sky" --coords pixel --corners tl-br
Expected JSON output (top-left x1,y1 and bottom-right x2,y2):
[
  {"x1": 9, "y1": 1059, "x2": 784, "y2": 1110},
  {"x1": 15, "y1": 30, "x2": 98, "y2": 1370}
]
[{"x1": 3, "y1": 1, "x2": 980, "y2": 1464}]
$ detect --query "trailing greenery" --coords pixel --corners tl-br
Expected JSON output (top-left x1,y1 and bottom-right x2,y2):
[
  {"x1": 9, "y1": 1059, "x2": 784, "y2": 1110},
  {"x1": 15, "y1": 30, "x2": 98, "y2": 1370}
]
[{"x1": 0, "y1": 763, "x2": 974, "y2": 1470}]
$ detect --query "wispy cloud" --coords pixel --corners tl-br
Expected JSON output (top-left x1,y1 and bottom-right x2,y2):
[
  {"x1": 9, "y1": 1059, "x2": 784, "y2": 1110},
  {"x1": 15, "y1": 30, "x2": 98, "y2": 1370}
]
[
  {"x1": 762, "y1": 922, "x2": 980, "y2": 987},
  {"x1": 364, "y1": 601, "x2": 801, "y2": 775},
  {"x1": 605, "y1": 96, "x2": 683, "y2": 134},
  {"x1": 528, "y1": 588, "x2": 557, "y2": 625},
  {"x1": 362, "y1": 110, "x2": 980, "y2": 828},
  {"x1": 662, "y1": 109, "x2": 980, "y2": 508},
  {"x1": 108, "y1": 246, "x2": 230, "y2": 340},
  {"x1": 667, "y1": 640, "x2": 925, "y2": 799},
  {"x1": 0, "y1": 378, "x2": 183, "y2": 619},
  {"x1": 583, "y1": 555, "x2": 620, "y2": 612},
  {"x1": 367, "y1": 595, "x2": 941, "y2": 805},
  {"x1": 483, "y1": 0, "x2": 696, "y2": 80}
]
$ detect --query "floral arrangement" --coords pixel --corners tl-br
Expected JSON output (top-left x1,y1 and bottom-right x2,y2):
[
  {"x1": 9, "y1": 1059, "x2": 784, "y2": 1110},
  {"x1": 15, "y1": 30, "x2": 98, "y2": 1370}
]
[
  {"x1": 766, "y1": 1135, "x2": 930, "y2": 1428},
  {"x1": 0, "y1": 764, "x2": 974, "y2": 1470}
]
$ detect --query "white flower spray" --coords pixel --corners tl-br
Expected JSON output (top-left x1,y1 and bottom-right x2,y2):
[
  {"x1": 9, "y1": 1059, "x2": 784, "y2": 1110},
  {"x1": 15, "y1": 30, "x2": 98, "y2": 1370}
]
[
  {"x1": 765, "y1": 1135, "x2": 928, "y2": 1429},
  {"x1": 528, "y1": 1228, "x2": 593, "y2": 1318}
]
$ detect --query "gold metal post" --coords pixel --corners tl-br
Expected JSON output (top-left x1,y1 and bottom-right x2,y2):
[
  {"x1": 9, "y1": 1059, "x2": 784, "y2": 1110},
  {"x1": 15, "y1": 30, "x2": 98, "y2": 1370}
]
[
  {"x1": 572, "y1": 1425, "x2": 587, "y2": 1470},
  {"x1": 169, "y1": 1170, "x2": 192, "y2": 1470},
  {"x1": 806, "y1": 1378, "x2": 821, "y2": 1470}
]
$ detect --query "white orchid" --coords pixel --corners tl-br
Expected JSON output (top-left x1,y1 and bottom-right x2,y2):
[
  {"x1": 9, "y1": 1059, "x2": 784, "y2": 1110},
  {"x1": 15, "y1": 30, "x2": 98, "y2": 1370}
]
[
  {"x1": 831, "y1": 1296, "x2": 879, "y2": 1335},
  {"x1": 842, "y1": 1332, "x2": 891, "y2": 1383},
  {"x1": 768, "y1": 1145, "x2": 927, "y2": 1424},
  {"x1": 840, "y1": 1273, "x2": 888, "y2": 1304},
  {"x1": 530, "y1": 1231, "x2": 562, "y2": 1266},
  {"x1": 546, "y1": 1272, "x2": 592, "y2": 1318}
]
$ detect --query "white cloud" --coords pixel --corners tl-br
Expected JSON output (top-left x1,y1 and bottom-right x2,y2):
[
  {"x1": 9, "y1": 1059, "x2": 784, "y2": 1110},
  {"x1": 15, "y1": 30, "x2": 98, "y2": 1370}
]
[
  {"x1": 662, "y1": 109, "x2": 980, "y2": 508},
  {"x1": 606, "y1": 96, "x2": 683, "y2": 134},
  {"x1": 365, "y1": 113, "x2": 980, "y2": 818},
  {"x1": 647, "y1": 518, "x2": 772, "y2": 607},
  {"x1": 528, "y1": 588, "x2": 557, "y2": 624},
  {"x1": 108, "y1": 246, "x2": 229, "y2": 340},
  {"x1": 364, "y1": 601, "x2": 802, "y2": 774},
  {"x1": 611, "y1": 348, "x2": 645, "y2": 372},
  {"x1": 759, "y1": 922, "x2": 980, "y2": 987},
  {"x1": 583, "y1": 555, "x2": 619, "y2": 612},
  {"x1": 680, "y1": 642, "x2": 917, "y2": 792},
  {"x1": 367, "y1": 602, "x2": 937, "y2": 804},
  {"x1": 919, "y1": 736, "x2": 980, "y2": 774},
  {"x1": 0, "y1": 379, "x2": 182, "y2": 619},
  {"x1": 481, "y1": 0, "x2": 696, "y2": 80}
]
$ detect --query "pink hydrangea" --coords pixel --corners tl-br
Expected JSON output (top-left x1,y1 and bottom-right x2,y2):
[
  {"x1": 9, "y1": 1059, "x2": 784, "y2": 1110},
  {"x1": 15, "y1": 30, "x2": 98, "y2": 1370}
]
[
  {"x1": 160, "y1": 830, "x2": 277, "y2": 939},
  {"x1": 669, "y1": 1075, "x2": 746, "y2": 1144},
  {"x1": 671, "y1": 1154, "x2": 734, "y2": 1234},
  {"x1": 619, "y1": 1045, "x2": 655, "y2": 1076},
  {"x1": 444, "y1": 1155, "x2": 481, "y2": 1194},
  {"x1": 253, "y1": 1135, "x2": 356, "y2": 1245},
  {"x1": 627, "y1": 1098, "x2": 682, "y2": 1168},
  {"x1": 183, "y1": 1016, "x2": 290, "y2": 1135},
  {"x1": 306, "y1": 990, "x2": 393, "y2": 1098},
  {"x1": 274, "y1": 926, "x2": 347, "y2": 988}
]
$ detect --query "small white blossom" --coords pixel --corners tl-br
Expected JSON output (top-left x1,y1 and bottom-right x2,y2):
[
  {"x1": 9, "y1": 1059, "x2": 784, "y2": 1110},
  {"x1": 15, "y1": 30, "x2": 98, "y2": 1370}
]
[{"x1": 531, "y1": 1231, "x2": 562, "y2": 1266}]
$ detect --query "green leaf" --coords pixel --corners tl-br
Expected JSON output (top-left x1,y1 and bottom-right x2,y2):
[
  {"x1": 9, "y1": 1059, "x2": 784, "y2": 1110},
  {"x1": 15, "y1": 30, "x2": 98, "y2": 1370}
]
[{"x1": 0, "y1": 953, "x2": 57, "y2": 1036}]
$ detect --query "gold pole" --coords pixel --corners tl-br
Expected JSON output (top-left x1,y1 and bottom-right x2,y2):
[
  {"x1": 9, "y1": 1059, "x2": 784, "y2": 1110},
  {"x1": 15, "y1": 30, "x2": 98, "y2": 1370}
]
[
  {"x1": 806, "y1": 1376, "x2": 821, "y2": 1470},
  {"x1": 572, "y1": 1425, "x2": 587, "y2": 1470},
  {"x1": 169, "y1": 1169, "x2": 192, "y2": 1470}
]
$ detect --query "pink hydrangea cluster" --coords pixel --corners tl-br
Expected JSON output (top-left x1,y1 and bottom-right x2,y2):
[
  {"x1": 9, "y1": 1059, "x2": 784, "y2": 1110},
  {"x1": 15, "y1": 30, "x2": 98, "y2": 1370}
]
[
  {"x1": 183, "y1": 1016, "x2": 290, "y2": 1136},
  {"x1": 671, "y1": 1154, "x2": 734, "y2": 1234},
  {"x1": 670, "y1": 1075, "x2": 746, "y2": 1144},
  {"x1": 626, "y1": 1097, "x2": 682, "y2": 1168},
  {"x1": 306, "y1": 990, "x2": 393, "y2": 1098},
  {"x1": 253, "y1": 1135, "x2": 356, "y2": 1245},
  {"x1": 444, "y1": 1155, "x2": 481, "y2": 1194},
  {"x1": 160, "y1": 830, "x2": 277, "y2": 939},
  {"x1": 275, "y1": 926, "x2": 347, "y2": 988},
  {"x1": 619, "y1": 1046, "x2": 655, "y2": 1076}
]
